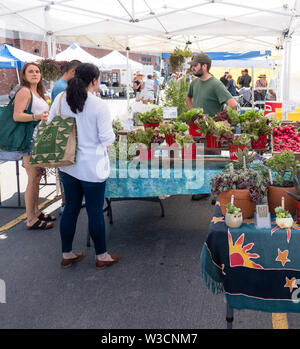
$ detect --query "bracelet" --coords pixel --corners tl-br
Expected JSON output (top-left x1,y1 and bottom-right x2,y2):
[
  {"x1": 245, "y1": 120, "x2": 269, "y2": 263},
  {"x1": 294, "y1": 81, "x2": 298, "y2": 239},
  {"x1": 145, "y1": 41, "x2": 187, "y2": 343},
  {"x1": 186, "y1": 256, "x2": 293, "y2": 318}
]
[{"x1": 32, "y1": 114, "x2": 36, "y2": 121}]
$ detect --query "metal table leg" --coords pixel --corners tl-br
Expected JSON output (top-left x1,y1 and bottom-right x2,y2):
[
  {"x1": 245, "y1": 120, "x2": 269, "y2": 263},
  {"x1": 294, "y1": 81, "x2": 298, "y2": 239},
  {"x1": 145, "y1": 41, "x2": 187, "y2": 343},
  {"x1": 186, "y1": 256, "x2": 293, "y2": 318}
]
[{"x1": 226, "y1": 304, "x2": 234, "y2": 329}]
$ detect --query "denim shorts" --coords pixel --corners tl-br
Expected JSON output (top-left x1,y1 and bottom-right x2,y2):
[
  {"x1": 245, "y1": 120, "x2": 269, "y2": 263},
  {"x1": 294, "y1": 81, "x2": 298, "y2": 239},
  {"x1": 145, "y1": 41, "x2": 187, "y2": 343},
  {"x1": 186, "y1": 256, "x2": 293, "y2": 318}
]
[{"x1": 21, "y1": 138, "x2": 35, "y2": 167}]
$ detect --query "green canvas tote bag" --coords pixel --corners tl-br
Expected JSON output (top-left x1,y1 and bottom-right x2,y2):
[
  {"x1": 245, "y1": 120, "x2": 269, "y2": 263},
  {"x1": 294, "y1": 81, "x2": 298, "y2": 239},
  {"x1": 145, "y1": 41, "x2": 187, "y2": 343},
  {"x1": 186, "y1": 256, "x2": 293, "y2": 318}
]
[
  {"x1": 0, "y1": 89, "x2": 38, "y2": 152},
  {"x1": 29, "y1": 92, "x2": 78, "y2": 168}
]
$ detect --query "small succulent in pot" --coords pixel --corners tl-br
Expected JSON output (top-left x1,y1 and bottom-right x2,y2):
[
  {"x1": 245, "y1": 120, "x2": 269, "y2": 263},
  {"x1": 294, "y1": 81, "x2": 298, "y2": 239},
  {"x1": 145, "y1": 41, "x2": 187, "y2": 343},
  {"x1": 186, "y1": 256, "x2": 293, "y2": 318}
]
[
  {"x1": 275, "y1": 206, "x2": 293, "y2": 229},
  {"x1": 225, "y1": 203, "x2": 243, "y2": 228}
]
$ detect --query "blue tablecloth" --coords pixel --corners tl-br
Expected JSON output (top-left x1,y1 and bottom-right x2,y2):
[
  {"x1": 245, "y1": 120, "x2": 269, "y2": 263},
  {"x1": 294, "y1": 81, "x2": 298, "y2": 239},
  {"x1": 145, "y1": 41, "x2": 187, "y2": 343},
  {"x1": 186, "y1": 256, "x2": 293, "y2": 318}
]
[
  {"x1": 105, "y1": 160, "x2": 225, "y2": 198},
  {"x1": 200, "y1": 203, "x2": 300, "y2": 313}
]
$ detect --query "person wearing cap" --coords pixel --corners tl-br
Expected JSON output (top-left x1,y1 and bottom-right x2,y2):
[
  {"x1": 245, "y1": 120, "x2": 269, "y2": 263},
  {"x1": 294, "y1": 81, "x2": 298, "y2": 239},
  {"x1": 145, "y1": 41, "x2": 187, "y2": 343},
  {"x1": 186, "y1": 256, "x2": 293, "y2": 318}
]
[
  {"x1": 186, "y1": 53, "x2": 237, "y2": 201},
  {"x1": 254, "y1": 74, "x2": 267, "y2": 109},
  {"x1": 186, "y1": 53, "x2": 237, "y2": 117},
  {"x1": 220, "y1": 71, "x2": 229, "y2": 86}
]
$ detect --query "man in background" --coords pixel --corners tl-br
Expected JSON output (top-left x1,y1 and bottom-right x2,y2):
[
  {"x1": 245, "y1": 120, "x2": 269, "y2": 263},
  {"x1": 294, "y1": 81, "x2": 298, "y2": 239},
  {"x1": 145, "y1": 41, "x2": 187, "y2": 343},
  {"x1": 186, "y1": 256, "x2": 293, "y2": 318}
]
[
  {"x1": 220, "y1": 71, "x2": 229, "y2": 86},
  {"x1": 238, "y1": 69, "x2": 251, "y2": 88},
  {"x1": 51, "y1": 60, "x2": 81, "y2": 102}
]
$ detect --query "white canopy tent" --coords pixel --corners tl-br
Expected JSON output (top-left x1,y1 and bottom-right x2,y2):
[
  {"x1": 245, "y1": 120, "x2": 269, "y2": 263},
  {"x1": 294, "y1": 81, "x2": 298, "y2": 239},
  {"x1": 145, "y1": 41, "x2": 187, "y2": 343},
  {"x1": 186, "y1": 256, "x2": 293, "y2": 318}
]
[
  {"x1": 98, "y1": 50, "x2": 143, "y2": 71},
  {"x1": 1, "y1": 0, "x2": 300, "y2": 117},
  {"x1": 55, "y1": 43, "x2": 102, "y2": 66}
]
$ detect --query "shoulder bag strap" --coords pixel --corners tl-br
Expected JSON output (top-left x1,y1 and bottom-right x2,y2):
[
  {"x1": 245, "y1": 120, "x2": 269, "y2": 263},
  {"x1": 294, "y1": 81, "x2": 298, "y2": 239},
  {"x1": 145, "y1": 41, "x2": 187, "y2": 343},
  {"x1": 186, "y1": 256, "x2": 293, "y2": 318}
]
[
  {"x1": 58, "y1": 91, "x2": 65, "y2": 116},
  {"x1": 10, "y1": 87, "x2": 33, "y2": 113}
]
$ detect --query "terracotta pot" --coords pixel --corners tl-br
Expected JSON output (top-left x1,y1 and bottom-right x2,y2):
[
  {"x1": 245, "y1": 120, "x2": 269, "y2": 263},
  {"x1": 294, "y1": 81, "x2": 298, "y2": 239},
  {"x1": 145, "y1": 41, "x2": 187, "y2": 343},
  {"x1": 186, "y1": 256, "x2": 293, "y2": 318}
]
[
  {"x1": 267, "y1": 185, "x2": 296, "y2": 215},
  {"x1": 219, "y1": 189, "x2": 255, "y2": 219}
]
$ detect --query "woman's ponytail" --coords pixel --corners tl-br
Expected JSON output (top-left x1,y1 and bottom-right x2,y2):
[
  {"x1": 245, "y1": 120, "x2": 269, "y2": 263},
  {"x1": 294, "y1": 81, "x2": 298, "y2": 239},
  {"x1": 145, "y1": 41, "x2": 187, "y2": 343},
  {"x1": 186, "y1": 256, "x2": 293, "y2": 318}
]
[{"x1": 66, "y1": 63, "x2": 100, "y2": 114}]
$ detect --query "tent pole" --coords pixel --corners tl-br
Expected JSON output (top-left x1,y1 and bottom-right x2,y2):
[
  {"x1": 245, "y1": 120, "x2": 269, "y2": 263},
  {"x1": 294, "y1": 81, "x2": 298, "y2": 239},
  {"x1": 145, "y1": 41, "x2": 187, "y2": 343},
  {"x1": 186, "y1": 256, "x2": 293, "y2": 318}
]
[
  {"x1": 282, "y1": 35, "x2": 292, "y2": 121},
  {"x1": 251, "y1": 67, "x2": 254, "y2": 108},
  {"x1": 15, "y1": 66, "x2": 20, "y2": 85},
  {"x1": 126, "y1": 46, "x2": 130, "y2": 116}
]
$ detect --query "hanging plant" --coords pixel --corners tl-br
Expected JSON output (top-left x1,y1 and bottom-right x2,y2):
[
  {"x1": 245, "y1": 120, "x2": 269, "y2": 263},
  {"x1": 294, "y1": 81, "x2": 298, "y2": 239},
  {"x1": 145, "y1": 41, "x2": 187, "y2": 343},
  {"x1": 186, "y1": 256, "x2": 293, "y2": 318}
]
[
  {"x1": 39, "y1": 59, "x2": 68, "y2": 81},
  {"x1": 169, "y1": 47, "x2": 193, "y2": 72}
]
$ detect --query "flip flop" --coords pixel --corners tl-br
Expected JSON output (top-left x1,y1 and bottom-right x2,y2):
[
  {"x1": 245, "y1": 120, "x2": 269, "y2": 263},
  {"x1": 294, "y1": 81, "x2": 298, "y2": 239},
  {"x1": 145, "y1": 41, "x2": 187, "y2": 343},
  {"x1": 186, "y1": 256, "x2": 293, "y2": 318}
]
[
  {"x1": 27, "y1": 219, "x2": 54, "y2": 230},
  {"x1": 38, "y1": 213, "x2": 56, "y2": 222}
]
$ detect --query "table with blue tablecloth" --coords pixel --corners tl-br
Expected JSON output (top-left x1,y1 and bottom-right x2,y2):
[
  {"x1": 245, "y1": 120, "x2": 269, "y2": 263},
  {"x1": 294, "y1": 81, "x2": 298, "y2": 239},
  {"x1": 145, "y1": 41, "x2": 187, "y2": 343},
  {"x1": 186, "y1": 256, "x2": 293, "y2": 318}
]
[{"x1": 200, "y1": 202, "x2": 300, "y2": 324}]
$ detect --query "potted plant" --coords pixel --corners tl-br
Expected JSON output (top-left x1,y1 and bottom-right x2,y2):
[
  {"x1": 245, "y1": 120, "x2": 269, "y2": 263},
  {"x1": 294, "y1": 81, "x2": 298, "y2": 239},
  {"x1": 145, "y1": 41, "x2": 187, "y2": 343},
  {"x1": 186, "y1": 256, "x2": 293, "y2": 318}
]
[
  {"x1": 175, "y1": 133, "x2": 196, "y2": 159},
  {"x1": 137, "y1": 107, "x2": 164, "y2": 130},
  {"x1": 211, "y1": 169, "x2": 268, "y2": 218},
  {"x1": 214, "y1": 107, "x2": 241, "y2": 133},
  {"x1": 266, "y1": 150, "x2": 299, "y2": 215},
  {"x1": 225, "y1": 202, "x2": 243, "y2": 228},
  {"x1": 229, "y1": 133, "x2": 251, "y2": 160},
  {"x1": 164, "y1": 77, "x2": 189, "y2": 116},
  {"x1": 177, "y1": 108, "x2": 204, "y2": 136},
  {"x1": 169, "y1": 47, "x2": 193, "y2": 72},
  {"x1": 242, "y1": 117, "x2": 272, "y2": 149},
  {"x1": 128, "y1": 128, "x2": 164, "y2": 160},
  {"x1": 158, "y1": 121, "x2": 188, "y2": 146},
  {"x1": 286, "y1": 168, "x2": 300, "y2": 223},
  {"x1": 275, "y1": 206, "x2": 293, "y2": 229}
]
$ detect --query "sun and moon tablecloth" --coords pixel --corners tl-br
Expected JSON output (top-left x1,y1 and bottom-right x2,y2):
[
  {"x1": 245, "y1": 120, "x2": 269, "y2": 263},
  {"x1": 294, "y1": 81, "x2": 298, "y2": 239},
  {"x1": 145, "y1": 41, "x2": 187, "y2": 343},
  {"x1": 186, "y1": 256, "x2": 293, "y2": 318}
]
[{"x1": 200, "y1": 202, "x2": 300, "y2": 313}]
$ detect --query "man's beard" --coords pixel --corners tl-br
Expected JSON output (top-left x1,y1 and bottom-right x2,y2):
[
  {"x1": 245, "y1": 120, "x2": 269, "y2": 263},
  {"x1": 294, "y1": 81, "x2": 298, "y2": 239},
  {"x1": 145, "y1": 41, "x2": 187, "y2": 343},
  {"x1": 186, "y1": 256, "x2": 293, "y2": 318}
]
[{"x1": 194, "y1": 67, "x2": 203, "y2": 77}]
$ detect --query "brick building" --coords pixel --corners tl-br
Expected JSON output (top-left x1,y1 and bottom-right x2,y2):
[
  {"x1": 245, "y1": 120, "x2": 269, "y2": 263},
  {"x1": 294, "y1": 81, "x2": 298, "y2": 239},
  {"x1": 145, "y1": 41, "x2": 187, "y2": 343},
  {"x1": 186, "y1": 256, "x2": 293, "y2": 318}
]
[{"x1": 0, "y1": 30, "x2": 160, "y2": 96}]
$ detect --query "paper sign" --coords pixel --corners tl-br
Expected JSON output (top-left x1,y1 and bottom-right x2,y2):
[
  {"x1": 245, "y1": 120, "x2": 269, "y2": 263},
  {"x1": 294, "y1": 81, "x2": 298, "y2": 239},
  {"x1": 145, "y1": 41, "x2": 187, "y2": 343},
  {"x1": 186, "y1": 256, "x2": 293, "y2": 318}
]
[{"x1": 163, "y1": 107, "x2": 177, "y2": 119}]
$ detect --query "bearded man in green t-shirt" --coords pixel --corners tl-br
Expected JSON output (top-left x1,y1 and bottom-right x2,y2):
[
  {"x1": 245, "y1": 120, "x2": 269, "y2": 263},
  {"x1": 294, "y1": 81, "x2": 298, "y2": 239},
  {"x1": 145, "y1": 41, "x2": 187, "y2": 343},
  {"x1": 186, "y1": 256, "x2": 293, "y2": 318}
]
[
  {"x1": 186, "y1": 53, "x2": 237, "y2": 200},
  {"x1": 186, "y1": 53, "x2": 237, "y2": 116}
]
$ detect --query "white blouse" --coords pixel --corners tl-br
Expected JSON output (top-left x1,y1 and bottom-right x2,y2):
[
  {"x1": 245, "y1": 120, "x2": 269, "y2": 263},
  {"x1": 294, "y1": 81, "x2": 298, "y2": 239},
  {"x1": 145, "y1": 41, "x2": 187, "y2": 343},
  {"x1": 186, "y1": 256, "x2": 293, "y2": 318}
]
[{"x1": 48, "y1": 92, "x2": 115, "y2": 183}]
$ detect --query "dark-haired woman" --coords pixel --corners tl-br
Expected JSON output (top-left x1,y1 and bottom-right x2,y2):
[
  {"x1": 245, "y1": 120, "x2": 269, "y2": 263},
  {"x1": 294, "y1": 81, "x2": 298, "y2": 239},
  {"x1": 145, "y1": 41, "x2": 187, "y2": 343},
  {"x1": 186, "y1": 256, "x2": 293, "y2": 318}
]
[
  {"x1": 48, "y1": 63, "x2": 119, "y2": 269},
  {"x1": 13, "y1": 62, "x2": 55, "y2": 230}
]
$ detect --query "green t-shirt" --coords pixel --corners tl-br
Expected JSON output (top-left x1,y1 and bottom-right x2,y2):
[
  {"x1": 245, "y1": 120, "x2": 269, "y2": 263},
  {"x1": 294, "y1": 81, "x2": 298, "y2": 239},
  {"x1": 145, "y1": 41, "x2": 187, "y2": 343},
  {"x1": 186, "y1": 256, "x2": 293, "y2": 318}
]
[{"x1": 187, "y1": 76, "x2": 233, "y2": 116}]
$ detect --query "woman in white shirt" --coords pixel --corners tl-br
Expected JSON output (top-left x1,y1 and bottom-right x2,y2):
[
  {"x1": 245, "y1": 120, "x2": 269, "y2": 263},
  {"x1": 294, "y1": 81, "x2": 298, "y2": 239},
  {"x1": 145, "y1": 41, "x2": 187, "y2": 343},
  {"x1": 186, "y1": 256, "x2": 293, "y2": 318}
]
[
  {"x1": 142, "y1": 74, "x2": 155, "y2": 104},
  {"x1": 13, "y1": 62, "x2": 55, "y2": 230},
  {"x1": 48, "y1": 63, "x2": 119, "y2": 269}
]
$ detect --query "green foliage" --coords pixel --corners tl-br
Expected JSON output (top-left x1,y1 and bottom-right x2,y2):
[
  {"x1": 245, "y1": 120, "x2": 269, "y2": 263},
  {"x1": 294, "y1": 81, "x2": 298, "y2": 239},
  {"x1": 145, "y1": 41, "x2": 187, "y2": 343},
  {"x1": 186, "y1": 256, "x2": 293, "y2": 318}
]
[
  {"x1": 226, "y1": 107, "x2": 241, "y2": 125},
  {"x1": 225, "y1": 203, "x2": 241, "y2": 215},
  {"x1": 231, "y1": 133, "x2": 251, "y2": 146},
  {"x1": 266, "y1": 150, "x2": 299, "y2": 186},
  {"x1": 268, "y1": 117, "x2": 282, "y2": 127},
  {"x1": 194, "y1": 114, "x2": 216, "y2": 135},
  {"x1": 159, "y1": 121, "x2": 188, "y2": 135},
  {"x1": 112, "y1": 119, "x2": 123, "y2": 141},
  {"x1": 169, "y1": 47, "x2": 193, "y2": 71},
  {"x1": 128, "y1": 128, "x2": 156, "y2": 147},
  {"x1": 137, "y1": 107, "x2": 163, "y2": 124},
  {"x1": 164, "y1": 79, "x2": 189, "y2": 116},
  {"x1": 175, "y1": 133, "x2": 194, "y2": 148},
  {"x1": 275, "y1": 206, "x2": 292, "y2": 218},
  {"x1": 177, "y1": 108, "x2": 204, "y2": 123},
  {"x1": 241, "y1": 117, "x2": 272, "y2": 140},
  {"x1": 39, "y1": 59, "x2": 67, "y2": 81},
  {"x1": 239, "y1": 109, "x2": 264, "y2": 123},
  {"x1": 214, "y1": 121, "x2": 233, "y2": 140}
]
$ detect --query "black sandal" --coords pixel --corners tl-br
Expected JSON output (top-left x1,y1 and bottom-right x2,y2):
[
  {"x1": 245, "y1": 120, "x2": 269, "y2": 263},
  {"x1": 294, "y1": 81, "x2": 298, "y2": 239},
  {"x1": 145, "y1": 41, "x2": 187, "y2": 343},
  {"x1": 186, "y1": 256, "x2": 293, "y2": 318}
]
[
  {"x1": 38, "y1": 213, "x2": 56, "y2": 222},
  {"x1": 27, "y1": 219, "x2": 54, "y2": 230}
]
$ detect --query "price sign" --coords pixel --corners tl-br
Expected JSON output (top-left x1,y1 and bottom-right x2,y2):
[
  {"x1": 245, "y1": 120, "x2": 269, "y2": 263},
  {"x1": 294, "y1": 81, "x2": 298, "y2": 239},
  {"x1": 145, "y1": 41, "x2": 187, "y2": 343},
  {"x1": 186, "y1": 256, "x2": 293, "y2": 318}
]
[{"x1": 163, "y1": 107, "x2": 177, "y2": 119}]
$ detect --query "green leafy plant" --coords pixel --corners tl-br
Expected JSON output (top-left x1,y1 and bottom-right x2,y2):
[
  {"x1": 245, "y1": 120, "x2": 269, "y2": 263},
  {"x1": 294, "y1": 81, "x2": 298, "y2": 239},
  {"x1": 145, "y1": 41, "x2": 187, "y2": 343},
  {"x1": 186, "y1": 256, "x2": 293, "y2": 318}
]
[
  {"x1": 39, "y1": 59, "x2": 68, "y2": 81},
  {"x1": 266, "y1": 150, "x2": 300, "y2": 187},
  {"x1": 194, "y1": 114, "x2": 216, "y2": 136},
  {"x1": 241, "y1": 117, "x2": 272, "y2": 140},
  {"x1": 175, "y1": 133, "x2": 194, "y2": 148},
  {"x1": 239, "y1": 109, "x2": 264, "y2": 123},
  {"x1": 214, "y1": 121, "x2": 233, "y2": 141},
  {"x1": 225, "y1": 203, "x2": 241, "y2": 215},
  {"x1": 211, "y1": 169, "x2": 268, "y2": 204},
  {"x1": 231, "y1": 133, "x2": 251, "y2": 146},
  {"x1": 164, "y1": 78, "x2": 189, "y2": 116},
  {"x1": 158, "y1": 121, "x2": 188, "y2": 135},
  {"x1": 169, "y1": 47, "x2": 193, "y2": 71},
  {"x1": 275, "y1": 206, "x2": 292, "y2": 218},
  {"x1": 177, "y1": 108, "x2": 204, "y2": 123},
  {"x1": 226, "y1": 107, "x2": 241, "y2": 125},
  {"x1": 137, "y1": 107, "x2": 163, "y2": 124}
]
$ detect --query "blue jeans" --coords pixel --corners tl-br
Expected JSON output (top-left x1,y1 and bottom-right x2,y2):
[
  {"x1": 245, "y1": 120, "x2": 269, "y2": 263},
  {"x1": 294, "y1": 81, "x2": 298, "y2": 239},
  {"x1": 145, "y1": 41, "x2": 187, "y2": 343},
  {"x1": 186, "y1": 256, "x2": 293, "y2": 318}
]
[{"x1": 59, "y1": 171, "x2": 107, "y2": 255}]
